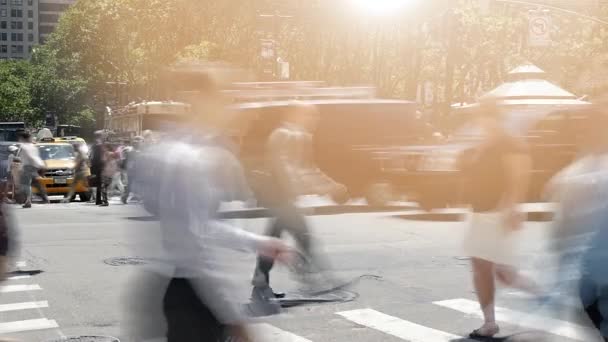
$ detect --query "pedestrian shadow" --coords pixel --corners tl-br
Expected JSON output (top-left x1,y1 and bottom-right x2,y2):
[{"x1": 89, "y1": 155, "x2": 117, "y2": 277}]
[
  {"x1": 451, "y1": 331, "x2": 546, "y2": 342},
  {"x1": 7, "y1": 269, "x2": 43, "y2": 276},
  {"x1": 126, "y1": 216, "x2": 159, "y2": 222}
]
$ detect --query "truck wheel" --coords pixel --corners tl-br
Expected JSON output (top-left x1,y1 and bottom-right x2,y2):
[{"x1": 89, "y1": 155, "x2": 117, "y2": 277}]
[{"x1": 365, "y1": 181, "x2": 393, "y2": 207}]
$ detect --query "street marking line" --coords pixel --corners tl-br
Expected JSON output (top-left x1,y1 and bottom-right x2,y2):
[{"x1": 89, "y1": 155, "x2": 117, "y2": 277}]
[
  {"x1": 15, "y1": 261, "x2": 26, "y2": 268},
  {"x1": 0, "y1": 301, "x2": 48, "y2": 312},
  {"x1": 6, "y1": 275, "x2": 31, "y2": 280},
  {"x1": 0, "y1": 318, "x2": 58, "y2": 334},
  {"x1": 0, "y1": 284, "x2": 42, "y2": 293},
  {"x1": 337, "y1": 308, "x2": 463, "y2": 342},
  {"x1": 250, "y1": 323, "x2": 313, "y2": 342},
  {"x1": 434, "y1": 298, "x2": 598, "y2": 341}
]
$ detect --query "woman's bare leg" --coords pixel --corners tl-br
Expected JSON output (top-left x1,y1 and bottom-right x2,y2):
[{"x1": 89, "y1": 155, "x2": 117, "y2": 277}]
[
  {"x1": 495, "y1": 264, "x2": 539, "y2": 294},
  {"x1": 471, "y1": 257, "x2": 500, "y2": 335}
]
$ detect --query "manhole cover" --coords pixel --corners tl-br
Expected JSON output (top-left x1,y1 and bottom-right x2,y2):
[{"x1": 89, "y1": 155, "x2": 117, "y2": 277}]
[
  {"x1": 44, "y1": 336, "x2": 120, "y2": 342},
  {"x1": 103, "y1": 257, "x2": 147, "y2": 266}
]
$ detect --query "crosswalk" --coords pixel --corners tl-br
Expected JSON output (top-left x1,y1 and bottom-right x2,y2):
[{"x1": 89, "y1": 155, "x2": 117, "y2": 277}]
[
  {"x1": 0, "y1": 261, "x2": 61, "y2": 338},
  {"x1": 254, "y1": 297, "x2": 602, "y2": 342}
]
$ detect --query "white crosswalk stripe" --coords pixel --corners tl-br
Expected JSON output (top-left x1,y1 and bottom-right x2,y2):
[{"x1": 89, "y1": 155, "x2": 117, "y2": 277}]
[
  {"x1": 0, "y1": 301, "x2": 49, "y2": 312},
  {"x1": 0, "y1": 284, "x2": 42, "y2": 293},
  {"x1": 337, "y1": 308, "x2": 466, "y2": 342},
  {"x1": 6, "y1": 275, "x2": 31, "y2": 280},
  {"x1": 250, "y1": 323, "x2": 313, "y2": 342},
  {"x1": 434, "y1": 298, "x2": 599, "y2": 341},
  {"x1": 15, "y1": 261, "x2": 26, "y2": 268},
  {"x1": 0, "y1": 318, "x2": 59, "y2": 334}
]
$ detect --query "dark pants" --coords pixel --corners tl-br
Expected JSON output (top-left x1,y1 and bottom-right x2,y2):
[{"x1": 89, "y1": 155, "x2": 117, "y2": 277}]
[
  {"x1": 163, "y1": 278, "x2": 226, "y2": 342},
  {"x1": 580, "y1": 277, "x2": 608, "y2": 340},
  {"x1": 252, "y1": 201, "x2": 313, "y2": 287},
  {"x1": 94, "y1": 174, "x2": 102, "y2": 205}
]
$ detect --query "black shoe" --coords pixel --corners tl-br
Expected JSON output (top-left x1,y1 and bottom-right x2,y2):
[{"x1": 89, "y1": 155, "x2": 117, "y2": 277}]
[
  {"x1": 100, "y1": 202, "x2": 109, "y2": 207},
  {"x1": 121, "y1": 197, "x2": 127, "y2": 204},
  {"x1": 22, "y1": 203, "x2": 31, "y2": 208}
]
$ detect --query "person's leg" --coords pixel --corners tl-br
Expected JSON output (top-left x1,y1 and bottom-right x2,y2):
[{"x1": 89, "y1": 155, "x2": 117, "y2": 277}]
[
  {"x1": 32, "y1": 177, "x2": 49, "y2": 203},
  {"x1": 121, "y1": 174, "x2": 131, "y2": 204},
  {"x1": 21, "y1": 171, "x2": 32, "y2": 208},
  {"x1": 101, "y1": 177, "x2": 109, "y2": 205},
  {"x1": 95, "y1": 175, "x2": 102, "y2": 205},
  {"x1": 252, "y1": 218, "x2": 283, "y2": 288},
  {"x1": 471, "y1": 257, "x2": 500, "y2": 336},
  {"x1": 63, "y1": 174, "x2": 80, "y2": 203},
  {"x1": 163, "y1": 278, "x2": 224, "y2": 342},
  {"x1": 495, "y1": 264, "x2": 539, "y2": 294}
]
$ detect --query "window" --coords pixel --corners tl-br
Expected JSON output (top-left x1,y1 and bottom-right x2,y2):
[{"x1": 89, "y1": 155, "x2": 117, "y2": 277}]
[
  {"x1": 0, "y1": 45, "x2": 6, "y2": 53},
  {"x1": 10, "y1": 21, "x2": 22, "y2": 29},
  {"x1": 27, "y1": 45, "x2": 31, "y2": 53},
  {"x1": 0, "y1": 10, "x2": 6, "y2": 17},
  {"x1": 27, "y1": 21, "x2": 32, "y2": 30},
  {"x1": 0, "y1": 33, "x2": 6, "y2": 41},
  {"x1": 0, "y1": 21, "x2": 5, "y2": 29},
  {"x1": 27, "y1": 10, "x2": 32, "y2": 18},
  {"x1": 27, "y1": 0, "x2": 32, "y2": 5},
  {"x1": 0, "y1": 0, "x2": 6, "y2": 5},
  {"x1": 27, "y1": 33, "x2": 32, "y2": 42},
  {"x1": 11, "y1": 9, "x2": 23, "y2": 18},
  {"x1": 11, "y1": 0, "x2": 22, "y2": 5},
  {"x1": 11, "y1": 33, "x2": 22, "y2": 42}
]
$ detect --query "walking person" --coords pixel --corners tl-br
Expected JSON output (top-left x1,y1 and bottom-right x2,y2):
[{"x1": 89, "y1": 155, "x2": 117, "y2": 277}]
[
  {"x1": 546, "y1": 104, "x2": 608, "y2": 342},
  {"x1": 250, "y1": 102, "x2": 346, "y2": 304},
  {"x1": 90, "y1": 131, "x2": 106, "y2": 206},
  {"x1": 62, "y1": 145, "x2": 88, "y2": 203},
  {"x1": 99, "y1": 144, "x2": 118, "y2": 207},
  {"x1": 121, "y1": 136, "x2": 143, "y2": 204},
  {"x1": 460, "y1": 100, "x2": 538, "y2": 338},
  {"x1": 125, "y1": 67, "x2": 292, "y2": 342},
  {"x1": 17, "y1": 131, "x2": 49, "y2": 209}
]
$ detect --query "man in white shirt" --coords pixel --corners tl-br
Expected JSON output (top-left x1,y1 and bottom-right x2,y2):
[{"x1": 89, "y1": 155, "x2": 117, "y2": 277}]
[
  {"x1": 126, "y1": 67, "x2": 292, "y2": 342},
  {"x1": 17, "y1": 131, "x2": 48, "y2": 208}
]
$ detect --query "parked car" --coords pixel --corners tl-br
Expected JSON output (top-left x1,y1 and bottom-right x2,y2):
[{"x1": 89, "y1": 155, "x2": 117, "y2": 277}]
[
  {"x1": 371, "y1": 103, "x2": 592, "y2": 209},
  {"x1": 234, "y1": 99, "x2": 426, "y2": 204}
]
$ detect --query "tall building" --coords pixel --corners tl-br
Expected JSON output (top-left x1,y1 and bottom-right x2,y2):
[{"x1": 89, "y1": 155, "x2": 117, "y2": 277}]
[
  {"x1": 0, "y1": 0, "x2": 74, "y2": 59},
  {"x1": 38, "y1": 0, "x2": 75, "y2": 44},
  {"x1": 0, "y1": 0, "x2": 38, "y2": 59}
]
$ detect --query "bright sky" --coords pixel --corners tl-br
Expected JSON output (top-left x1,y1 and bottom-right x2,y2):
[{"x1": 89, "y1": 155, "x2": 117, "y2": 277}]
[{"x1": 351, "y1": 0, "x2": 415, "y2": 15}]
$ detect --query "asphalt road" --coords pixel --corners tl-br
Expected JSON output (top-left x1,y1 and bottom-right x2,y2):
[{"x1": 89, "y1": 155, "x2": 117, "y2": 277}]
[{"x1": 0, "y1": 198, "x2": 602, "y2": 342}]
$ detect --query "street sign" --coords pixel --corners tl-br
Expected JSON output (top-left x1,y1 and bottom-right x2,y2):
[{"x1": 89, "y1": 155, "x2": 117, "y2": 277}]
[{"x1": 528, "y1": 11, "x2": 552, "y2": 47}]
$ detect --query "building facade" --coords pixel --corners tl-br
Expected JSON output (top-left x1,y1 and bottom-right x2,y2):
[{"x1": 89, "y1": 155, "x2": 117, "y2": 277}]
[
  {"x1": 0, "y1": 0, "x2": 74, "y2": 59},
  {"x1": 38, "y1": 0, "x2": 74, "y2": 45}
]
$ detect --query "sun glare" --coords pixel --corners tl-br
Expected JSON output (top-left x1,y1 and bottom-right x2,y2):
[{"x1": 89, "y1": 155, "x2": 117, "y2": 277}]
[{"x1": 352, "y1": 0, "x2": 414, "y2": 15}]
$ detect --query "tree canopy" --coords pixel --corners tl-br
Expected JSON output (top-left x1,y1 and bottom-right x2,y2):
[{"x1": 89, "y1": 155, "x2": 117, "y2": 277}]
[{"x1": 1, "y1": 0, "x2": 608, "y2": 128}]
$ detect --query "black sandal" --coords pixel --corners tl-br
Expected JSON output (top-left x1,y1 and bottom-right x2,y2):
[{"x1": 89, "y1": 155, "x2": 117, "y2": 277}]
[{"x1": 469, "y1": 328, "x2": 499, "y2": 340}]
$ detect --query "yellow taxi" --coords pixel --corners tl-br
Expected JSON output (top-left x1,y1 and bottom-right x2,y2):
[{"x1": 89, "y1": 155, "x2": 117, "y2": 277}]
[
  {"x1": 54, "y1": 136, "x2": 89, "y2": 157},
  {"x1": 13, "y1": 138, "x2": 91, "y2": 202}
]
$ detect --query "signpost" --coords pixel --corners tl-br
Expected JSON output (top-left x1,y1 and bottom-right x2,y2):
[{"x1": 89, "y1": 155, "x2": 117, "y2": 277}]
[{"x1": 528, "y1": 10, "x2": 552, "y2": 47}]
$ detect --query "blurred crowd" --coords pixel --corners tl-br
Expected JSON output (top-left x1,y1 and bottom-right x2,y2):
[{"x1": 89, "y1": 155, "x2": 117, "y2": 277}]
[{"x1": 1, "y1": 66, "x2": 608, "y2": 342}]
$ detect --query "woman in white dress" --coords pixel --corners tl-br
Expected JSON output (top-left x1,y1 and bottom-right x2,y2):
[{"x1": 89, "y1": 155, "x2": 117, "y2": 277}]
[{"x1": 461, "y1": 100, "x2": 538, "y2": 338}]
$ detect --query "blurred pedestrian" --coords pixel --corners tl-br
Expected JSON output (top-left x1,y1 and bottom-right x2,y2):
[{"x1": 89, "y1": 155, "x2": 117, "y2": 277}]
[
  {"x1": 5, "y1": 145, "x2": 17, "y2": 203},
  {"x1": 99, "y1": 144, "x2": 120, "y2": 207},
  {"x1": 107, "y1": 144, "x2": 125, "y2": 197},
  {"x1": 547, "y1": 104, "x2": 608, "y2": 342},
  {"x1": 62, "y1": 145, "x2": 88, "y2": 203},
  {"x1": 460, "y1": 99, "x2": 538, "y2": 339},
  {"x1": 250, "y1": 102, "x2": 346, "y2": 306},
  {"x1": 126, "y1": 66, "x2": 292, "y2": 342},
  {"x1": 17, "y1": 131, "x2": 49, "y2": 209},
  {"x1": 90, "y1": 131, "x2": 106, "y2": 206},
  {"x1": 121, "y1": 136, "x2": 143, "y2": 204}
]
